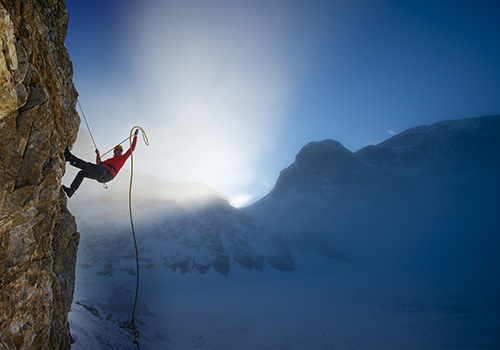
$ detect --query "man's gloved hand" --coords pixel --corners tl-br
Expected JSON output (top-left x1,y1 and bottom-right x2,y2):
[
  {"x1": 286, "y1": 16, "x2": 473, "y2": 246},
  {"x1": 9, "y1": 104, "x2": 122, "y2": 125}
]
[{"x1": 95, "y1": 149, "x2": 101, "y2": 164}]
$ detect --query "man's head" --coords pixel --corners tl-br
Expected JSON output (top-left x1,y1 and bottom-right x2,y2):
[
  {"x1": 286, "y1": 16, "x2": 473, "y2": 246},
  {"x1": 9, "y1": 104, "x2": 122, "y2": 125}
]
[{"x1": 114, "y1": 145, "x2": 123, "y2": 157}]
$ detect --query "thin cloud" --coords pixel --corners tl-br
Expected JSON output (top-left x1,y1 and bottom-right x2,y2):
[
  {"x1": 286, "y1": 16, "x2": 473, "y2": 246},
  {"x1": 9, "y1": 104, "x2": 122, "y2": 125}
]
[{"x1": 116, "y1": 0, "x2": 294, "y2": 200}]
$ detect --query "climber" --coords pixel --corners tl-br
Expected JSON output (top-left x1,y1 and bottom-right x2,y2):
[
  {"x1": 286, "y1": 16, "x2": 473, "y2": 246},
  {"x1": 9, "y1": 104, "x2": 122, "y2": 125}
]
[{"x1": 62, "y1": 129, "x2": 139, "y2": 198}]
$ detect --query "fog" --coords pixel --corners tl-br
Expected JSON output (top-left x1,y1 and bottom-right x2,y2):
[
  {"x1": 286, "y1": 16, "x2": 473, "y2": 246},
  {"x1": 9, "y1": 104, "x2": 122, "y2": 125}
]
[{"x1": 66, "y1": 117, "x2": 500, "y2": 349}]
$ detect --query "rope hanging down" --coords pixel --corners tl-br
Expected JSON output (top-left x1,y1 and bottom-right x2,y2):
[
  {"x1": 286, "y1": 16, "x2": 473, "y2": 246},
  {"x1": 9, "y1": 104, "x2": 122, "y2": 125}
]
[
  {"x1": 75, "y1": 99, "x2": 150, "y2": 348},
  {"x1": 128, "y1": 126, "x2": 149, "y2": 349}
]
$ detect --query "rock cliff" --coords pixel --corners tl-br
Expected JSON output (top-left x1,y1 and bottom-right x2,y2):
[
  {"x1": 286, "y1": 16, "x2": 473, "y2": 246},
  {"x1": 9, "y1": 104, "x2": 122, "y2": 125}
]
[{"x1": 0, "y1": 0, "x2": 79, "y2": 349}]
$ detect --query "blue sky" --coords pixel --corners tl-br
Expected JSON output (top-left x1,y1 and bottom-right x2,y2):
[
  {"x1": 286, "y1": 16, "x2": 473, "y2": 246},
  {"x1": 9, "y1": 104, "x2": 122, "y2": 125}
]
[{"x1": 65, "y1": 0, "x2": 500, "y2": 206}]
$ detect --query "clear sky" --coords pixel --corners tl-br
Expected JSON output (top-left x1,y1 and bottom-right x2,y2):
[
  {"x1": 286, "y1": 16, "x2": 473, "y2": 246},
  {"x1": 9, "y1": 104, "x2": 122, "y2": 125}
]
[{"x1": 64, "y1": 0, "x2": 500, "y2": 206}]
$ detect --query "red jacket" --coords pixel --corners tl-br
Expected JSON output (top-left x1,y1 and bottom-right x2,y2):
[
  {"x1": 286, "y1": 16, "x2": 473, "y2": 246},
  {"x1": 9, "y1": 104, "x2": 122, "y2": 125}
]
[{"x1": 98, "y1": 136, "x2": 137, "y2": 178}]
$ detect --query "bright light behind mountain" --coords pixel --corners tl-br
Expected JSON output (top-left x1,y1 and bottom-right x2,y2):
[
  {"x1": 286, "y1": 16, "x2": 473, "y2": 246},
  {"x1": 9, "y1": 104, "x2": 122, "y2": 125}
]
[
  {"x1": 120, "y1": 0, "x2": 293, "y2": 205},
  {"x1": 65, "y1": 0, "x2": 500, "y2": 206}
]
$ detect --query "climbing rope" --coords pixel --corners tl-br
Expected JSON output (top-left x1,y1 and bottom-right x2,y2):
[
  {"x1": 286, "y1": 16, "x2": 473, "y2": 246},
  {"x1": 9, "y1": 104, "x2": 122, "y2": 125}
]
[
  {"x1": 100, "y1": 135, "x2": 134, "y2": 158},
  {"x1": 77, "y1": 99, "x2": 98, "y2": 151},
  {"x1": 77, "y1": 98, "x2": 135, "y2": 158},
  {"x1": 75, "y1": 98, "x2": 150, "y2": 348},
  {"x1": 127, "y1": 126, "x2": 149, "y2": 349}
]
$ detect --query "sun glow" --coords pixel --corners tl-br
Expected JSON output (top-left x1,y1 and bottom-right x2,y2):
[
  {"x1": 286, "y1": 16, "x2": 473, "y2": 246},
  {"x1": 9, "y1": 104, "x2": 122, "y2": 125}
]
[{"x1": 112, "y1": 0, "x2": 294, "y2": 202}]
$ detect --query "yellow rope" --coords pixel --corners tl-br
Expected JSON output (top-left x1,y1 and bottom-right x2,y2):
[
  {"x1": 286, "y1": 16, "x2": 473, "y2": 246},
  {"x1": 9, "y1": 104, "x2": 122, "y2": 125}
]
[
  {"x1": 127, "y1": 126, "x2": 149, "y2": 349},
  {"x1": 75, "y1": 97, "x2": 149, "y2": 347}
]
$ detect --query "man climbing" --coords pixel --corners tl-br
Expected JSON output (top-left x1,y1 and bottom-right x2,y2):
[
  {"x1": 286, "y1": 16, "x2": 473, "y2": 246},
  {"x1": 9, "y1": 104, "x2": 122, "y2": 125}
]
[{"x1": 62, "y1": 129, "x2": 140, "y2": 198}]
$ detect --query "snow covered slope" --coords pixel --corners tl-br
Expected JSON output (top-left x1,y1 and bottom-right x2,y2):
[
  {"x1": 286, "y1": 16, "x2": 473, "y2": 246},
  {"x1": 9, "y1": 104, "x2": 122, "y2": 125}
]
[
  {"x1": 246, "y1": 115, "x2": 500, "y2": 286},
  {"x1": 67, "y1": 172, "x2": 294, "y2": 277},
  {"x1": 67, "y1": 115, "x2": 500, "y2": 349},
  {"x1": 66, "y1": 170, "x2": 296, "y2": 347}
]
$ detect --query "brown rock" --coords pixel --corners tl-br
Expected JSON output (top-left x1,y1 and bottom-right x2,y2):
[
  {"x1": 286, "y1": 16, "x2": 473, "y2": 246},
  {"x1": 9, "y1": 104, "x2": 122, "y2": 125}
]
[{"x1": 0, "y1": 0, "x2": 80, "y2": 349}]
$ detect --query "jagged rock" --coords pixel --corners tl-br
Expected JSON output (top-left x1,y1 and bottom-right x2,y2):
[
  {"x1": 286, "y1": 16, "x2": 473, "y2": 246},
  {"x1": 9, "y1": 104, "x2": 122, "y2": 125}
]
[
  {"x1": 0, "y1": 0, "x2": 79, "y2": 349},
  {"x1": 0, "y1": 6, "x2": 19, "y2": 119}
]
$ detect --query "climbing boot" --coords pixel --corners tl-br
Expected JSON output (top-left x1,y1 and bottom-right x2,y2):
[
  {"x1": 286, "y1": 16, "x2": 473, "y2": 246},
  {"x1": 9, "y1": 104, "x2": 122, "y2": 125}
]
[
  {"x1": 62, "y1": 185, "x2": 75, "y2": 198},
  {"x1": 64, "y1": 147, "x2": 74, "y2": 162}
]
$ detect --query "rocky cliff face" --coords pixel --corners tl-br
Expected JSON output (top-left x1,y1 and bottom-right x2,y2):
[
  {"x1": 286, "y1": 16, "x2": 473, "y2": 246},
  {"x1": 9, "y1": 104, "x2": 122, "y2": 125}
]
[{"x1": 0, "y1": 0, "x2": 79, "y2": 349}]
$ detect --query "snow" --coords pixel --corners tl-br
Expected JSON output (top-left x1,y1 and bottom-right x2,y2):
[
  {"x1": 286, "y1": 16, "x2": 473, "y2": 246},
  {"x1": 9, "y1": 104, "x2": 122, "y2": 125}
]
[
  {"x1": 67, "y1": 116, "x2": 500, "y2": 349},
  {"x1": 68, "y1": 182, "x2": 500, "y2": 350},
  {"x1": 69, "y1": 254, "x2": 500, "y2": 350}
]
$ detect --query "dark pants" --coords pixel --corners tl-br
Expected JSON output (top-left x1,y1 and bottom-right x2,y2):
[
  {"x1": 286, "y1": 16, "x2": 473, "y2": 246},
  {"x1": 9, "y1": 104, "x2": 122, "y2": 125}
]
[{"x1": 69, "y1": 156, "x2": 114, "y2": 192}]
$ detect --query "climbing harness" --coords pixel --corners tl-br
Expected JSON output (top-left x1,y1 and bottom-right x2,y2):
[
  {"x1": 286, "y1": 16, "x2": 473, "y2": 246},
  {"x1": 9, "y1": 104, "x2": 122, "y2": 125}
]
[
  {"x1": 127, "y1": 126, "x2": 149, "y2": 349},
  {"x1": 75, "y1": 99, "x2": 150, "y2": 348}
]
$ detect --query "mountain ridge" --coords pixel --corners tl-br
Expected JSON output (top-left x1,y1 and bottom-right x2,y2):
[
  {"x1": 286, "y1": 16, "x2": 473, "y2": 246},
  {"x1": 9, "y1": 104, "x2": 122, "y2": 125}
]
[
  {"x1": 258, "y1": 115, "x2": 500, "y2": 202},
  {"x1": 71, "y1": 115, "x2": 500, "y2": 282},
  {"x1": 69, "y1": 115, "x2": 500, "y2": 348},
  {"x1": 245, "y1": 114, "x2": 500, "y2": 287}
]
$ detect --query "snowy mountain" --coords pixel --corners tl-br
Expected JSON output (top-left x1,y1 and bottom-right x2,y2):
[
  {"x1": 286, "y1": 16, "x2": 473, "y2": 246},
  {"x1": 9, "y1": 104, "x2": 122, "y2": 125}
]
[
  {"x1": 67, "y1": 174, "x2": 293, "y2": 277},
  {"x1": 69, "y1": 115, "x2": 500, "y2": 281},
  {"x1": 246, "y1": 115, "x2": 500, "y2": 285},
  {"x1": 66, "y1": 170, "x2": 296, "y2": 348},
  {"x1": 67, "y1": 115, "x2": 500, "y2": 349}
]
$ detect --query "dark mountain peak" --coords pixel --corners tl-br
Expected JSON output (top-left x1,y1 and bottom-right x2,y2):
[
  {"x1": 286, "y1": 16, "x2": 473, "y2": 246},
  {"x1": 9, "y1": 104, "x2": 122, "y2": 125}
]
[
  {"x1": 271, "y1": 139, "x2": 364, "y2": 197},
  {"x1": 246, "y1": 115, "x2": 500, "y2": 284},
  {"x1": 295, "y1": 139, "x2": 353, "y2": 170},
  {"x1": 257, "y1": 115, "x2": 500, "y2": 203}
]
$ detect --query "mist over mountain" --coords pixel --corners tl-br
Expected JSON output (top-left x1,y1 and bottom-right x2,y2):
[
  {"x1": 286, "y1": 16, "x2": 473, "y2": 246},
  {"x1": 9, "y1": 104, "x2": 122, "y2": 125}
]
[
  {"x1": 69, "y1": 115, "x2": 500, "y2": 284},
  {"x1": 69, "y1": 115, "x2": 500, "y2": 349},
  {"x1": 246, "y1": 115, "x2": 500, "y2": 288},
  {"x1": 67, "y1": 169, "x2": 295, "y2": 348}
]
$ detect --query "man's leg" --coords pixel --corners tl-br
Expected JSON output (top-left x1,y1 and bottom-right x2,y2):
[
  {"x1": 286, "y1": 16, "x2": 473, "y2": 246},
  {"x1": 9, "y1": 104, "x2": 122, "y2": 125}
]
[
  {"x1": 63, "y1": 148, "x2": 110, "y2": 197},
  {"x1": 65, "y1": 148, "x2": 107, "y2": 178},
  {"x1": 68, "y1": 157, "x2": 104, "y2": 176},
  {"x1": 63, "y1": 170, "x2": 99, "y2": 198},
  {"x1": 71, "y1": 170, "x2": 97, "y2": 191}
]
